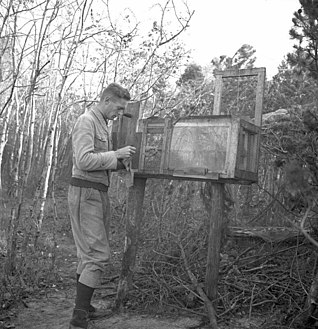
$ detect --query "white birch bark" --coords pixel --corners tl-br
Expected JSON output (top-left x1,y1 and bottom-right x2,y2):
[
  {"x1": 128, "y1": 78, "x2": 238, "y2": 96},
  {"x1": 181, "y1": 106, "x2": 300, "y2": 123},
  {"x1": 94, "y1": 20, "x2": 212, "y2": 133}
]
[
  {"x1": 33, "y1": 0, "x2": 93, "y2": 245},
  {"x1": 0, "y1": 104, "x2": 13, "y2": 190}
]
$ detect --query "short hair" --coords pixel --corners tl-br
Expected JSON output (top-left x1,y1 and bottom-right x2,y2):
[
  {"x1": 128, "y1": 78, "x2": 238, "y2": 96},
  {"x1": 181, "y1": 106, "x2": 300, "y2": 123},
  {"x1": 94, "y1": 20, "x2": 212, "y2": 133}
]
[{"x1": 100, "y1": 83, "x2": 131, "y2": 102}]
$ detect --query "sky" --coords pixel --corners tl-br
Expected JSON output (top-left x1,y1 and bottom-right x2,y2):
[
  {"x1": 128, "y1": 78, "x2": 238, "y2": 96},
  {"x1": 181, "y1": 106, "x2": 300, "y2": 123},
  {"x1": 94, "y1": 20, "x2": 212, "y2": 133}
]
[
  {"x1": 182, "y1": 0, "x2": 300, "y2": 78},
  {"x1": 109, "y1": 0, "x2": 301, "y2": 79}
]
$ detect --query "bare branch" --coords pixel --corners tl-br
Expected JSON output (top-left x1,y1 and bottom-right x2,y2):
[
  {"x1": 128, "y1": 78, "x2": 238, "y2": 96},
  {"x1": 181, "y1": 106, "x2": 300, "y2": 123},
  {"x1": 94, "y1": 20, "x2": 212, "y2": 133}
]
[{"x1": 176, "y1": 234, "x2": 219, "y2": 329}]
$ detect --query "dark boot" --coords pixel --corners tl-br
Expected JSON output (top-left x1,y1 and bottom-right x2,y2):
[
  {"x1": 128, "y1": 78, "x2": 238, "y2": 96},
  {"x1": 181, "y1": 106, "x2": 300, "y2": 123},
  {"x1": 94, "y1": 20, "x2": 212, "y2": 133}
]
[
  {"x1": 76, "y1": 274, "x2": 111, "y2": 320},
  {"x1": 71, "y1": 276, "x2": 94, "y2": 328},
  {"x1": 69, "y1": 309, "x2": 88, "y2": 329}
]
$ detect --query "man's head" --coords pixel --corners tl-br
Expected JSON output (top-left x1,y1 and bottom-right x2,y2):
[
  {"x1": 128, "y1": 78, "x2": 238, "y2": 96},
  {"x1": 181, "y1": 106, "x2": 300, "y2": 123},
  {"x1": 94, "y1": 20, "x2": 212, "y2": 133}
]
[{"x1": 98, "y1": 83, "x2": 131, "y2": 120}]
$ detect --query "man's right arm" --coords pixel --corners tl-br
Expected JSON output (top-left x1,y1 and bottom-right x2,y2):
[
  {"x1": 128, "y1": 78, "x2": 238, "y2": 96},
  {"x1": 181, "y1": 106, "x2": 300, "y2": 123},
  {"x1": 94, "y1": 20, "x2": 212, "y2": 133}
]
[
  {"x1": 72, "y1": 115, "x2": 137, "y2": 172},
  {"x1": 73, "y1": 115, "x2": 118, "y2": 171}
]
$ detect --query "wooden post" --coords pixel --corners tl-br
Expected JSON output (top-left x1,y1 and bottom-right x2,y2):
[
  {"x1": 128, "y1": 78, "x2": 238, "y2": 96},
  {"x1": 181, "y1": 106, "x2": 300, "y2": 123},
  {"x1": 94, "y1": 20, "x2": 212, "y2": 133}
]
[
  {"x1": 115, "y1": 176, "x2": 147, "y2": 309},
  {"x1": 205, "y1": 182, "x2": 224, "y2": 302},
  {"x1": 255, "y1": 68, "x2": 266, "y2": 127}
]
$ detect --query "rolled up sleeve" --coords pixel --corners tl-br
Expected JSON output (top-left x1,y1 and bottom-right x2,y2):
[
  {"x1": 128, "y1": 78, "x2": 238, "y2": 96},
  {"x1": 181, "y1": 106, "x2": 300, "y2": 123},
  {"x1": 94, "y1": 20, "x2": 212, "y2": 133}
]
[{"x1": 73, "y1": 115, "x2": 117, "y2": 171}]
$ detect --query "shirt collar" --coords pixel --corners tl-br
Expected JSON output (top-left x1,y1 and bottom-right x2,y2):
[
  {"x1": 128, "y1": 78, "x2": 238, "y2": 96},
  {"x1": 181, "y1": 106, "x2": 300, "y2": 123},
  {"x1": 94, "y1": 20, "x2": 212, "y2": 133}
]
[{"x1": 92, "y1": 107, "x2": 108, "y2": 126}]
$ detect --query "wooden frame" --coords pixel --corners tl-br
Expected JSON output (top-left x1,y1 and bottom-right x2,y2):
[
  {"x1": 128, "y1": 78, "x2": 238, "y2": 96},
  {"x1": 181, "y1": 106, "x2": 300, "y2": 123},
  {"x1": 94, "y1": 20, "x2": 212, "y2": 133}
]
[
  {"x1": 213, "y1": 67, "x2": 266, "y2": 126},
  {"x1": 132, "y1": 115, "x2": 260, "y2": 183},
  {"x1": 112, "y1": 68, "x2": 266, "y2": 184}
]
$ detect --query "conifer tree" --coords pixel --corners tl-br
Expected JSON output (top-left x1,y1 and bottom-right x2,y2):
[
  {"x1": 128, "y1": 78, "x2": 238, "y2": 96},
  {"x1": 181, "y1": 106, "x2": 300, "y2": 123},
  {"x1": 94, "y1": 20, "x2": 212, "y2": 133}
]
[{"x1": 288, "y1": 0, "x2": 318, "y2": 79}]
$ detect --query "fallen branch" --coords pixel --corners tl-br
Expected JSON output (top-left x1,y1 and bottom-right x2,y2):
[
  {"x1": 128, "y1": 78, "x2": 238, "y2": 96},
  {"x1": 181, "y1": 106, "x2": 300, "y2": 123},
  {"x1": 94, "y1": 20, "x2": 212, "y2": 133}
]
[
  {"x1": 300, "y1": 207, "x2": 318, "y2": 249},
  {"x1": 177, "y1": 238, "x2": 218, "y2": 329}
]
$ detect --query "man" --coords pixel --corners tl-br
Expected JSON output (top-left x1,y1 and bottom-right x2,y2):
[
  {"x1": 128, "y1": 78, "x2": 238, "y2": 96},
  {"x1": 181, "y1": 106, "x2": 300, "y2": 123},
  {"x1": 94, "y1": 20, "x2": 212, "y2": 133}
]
[{"x1": 68, "y1": 83, "x2": 136, "y2": 329}]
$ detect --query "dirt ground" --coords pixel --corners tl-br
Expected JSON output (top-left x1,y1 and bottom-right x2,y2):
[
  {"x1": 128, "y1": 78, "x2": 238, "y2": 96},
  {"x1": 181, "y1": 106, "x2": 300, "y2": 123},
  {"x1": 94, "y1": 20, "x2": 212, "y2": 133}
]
[
  {"x1": 3, "y1": 233, "x2": 265, "y2": 329},
  {"x1": 15, "y1": 296, "x2": 201, "y2": 329},
  {"x1": 7, "y1": 234, "x2": 201, "y2": 329}
]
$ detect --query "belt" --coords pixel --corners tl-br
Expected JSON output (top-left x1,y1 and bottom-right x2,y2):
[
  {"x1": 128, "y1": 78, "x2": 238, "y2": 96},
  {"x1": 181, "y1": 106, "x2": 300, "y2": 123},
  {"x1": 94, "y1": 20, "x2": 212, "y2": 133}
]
[{"x1": 70, "y1": 177, "x2": 108, "y2": 192}]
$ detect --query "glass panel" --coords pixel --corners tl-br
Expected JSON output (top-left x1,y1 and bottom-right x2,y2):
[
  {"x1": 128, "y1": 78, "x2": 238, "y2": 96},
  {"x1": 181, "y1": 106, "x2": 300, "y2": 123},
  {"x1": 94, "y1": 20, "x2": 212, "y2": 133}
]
[
  {"x1": 220, "y1": 76, "x2": 257, "y2": 120},
  {"x1": 168, "y1": 123, "x2": 229, "y2": 172},
  {"x1": 144, "y1": 133, "x2": 163, "y2": 171}
]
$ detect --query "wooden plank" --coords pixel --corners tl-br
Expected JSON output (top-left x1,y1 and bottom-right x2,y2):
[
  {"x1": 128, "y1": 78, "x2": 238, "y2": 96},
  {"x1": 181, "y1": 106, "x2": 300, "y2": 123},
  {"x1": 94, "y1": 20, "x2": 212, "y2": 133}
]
[
  {"x1": 236, "y1": 126, "x2": 244, "y2": 171},
  {"x1": 172, "y1": 169, "x2": 219, "y2": 180},
  {"x1": 255, "y1": 69, "x2": 266, "y2": 126},
  {"x1": 234, "y1": 168, "x2": 258, "y2": 182},
  {"x1": 213, "y1": 75, "x2": 223, "y2": 115},
  {"x1": 146, "y1": 127, "x2": 164, "y2": 134},
  {"x1": 251, "y1": 134, "x2": 260, "y2": 173},
  {"x1": 146, "y1": 118, "x2": 165, "y2": 127},
  {"x1": 205, "y1": 182, "x2": 224, "y2": 302},
  {"x1": 225, "y1": 118, "x2": 240, "y2": 178},
  {"x1": 214, "y1": 67, "x2": 266, "y2": 78},
  {"x1": 164, "y1": 120, "x2": 173, "y2": 170},
  {"x1": 134, "y1": 171, "x2": 254, "y2": 184},
  {"x1": 160, "y1": 118, "x2": 172, "y2": 173},
  {"x1": 175, "y1": 114, "x2": 232, "y2": 122},
  {"x1": 242, "y1": 130, "x2": 248, "y2": 170},
  {"x1": 116, "y1": 101, "x2": 139, "y2": 148},
  {"x1": 112, "y1": 101, "x2": 142, "y2": 169},
  {"x1": 246, "y1": 132, "x2": 253, "y2": 171},
  {"x1": 135, "y1": 102, "x2": 145, "y2": 133},
  {"x1": 139, "y1": 120, "x2": 148, "y2": 171},
  {"x1": 131, "y1": 133, "x2": 142, "y2": 170},
  {"x1": 174, "y1": 118, "x2": 232, "y2": 127},
  {"x1": 122, "y1": 102, "x2": 142, "y2": 169},
  {"x1": 115, "y1": 177, "x2": 147, "y2": 309},
  {"x1": 253, "y1": 69, "x2": 266, "y2": 175}
]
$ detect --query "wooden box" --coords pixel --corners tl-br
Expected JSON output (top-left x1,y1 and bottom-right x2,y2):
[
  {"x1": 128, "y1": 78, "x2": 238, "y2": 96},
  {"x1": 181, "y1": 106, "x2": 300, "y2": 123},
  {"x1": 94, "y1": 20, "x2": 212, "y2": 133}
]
[
  {"x1": 136, "y1": 115, "x2": 260, "y2": 183},
  {"x1": 113, "y1": 111, "x2": 261, "y2": 183}
]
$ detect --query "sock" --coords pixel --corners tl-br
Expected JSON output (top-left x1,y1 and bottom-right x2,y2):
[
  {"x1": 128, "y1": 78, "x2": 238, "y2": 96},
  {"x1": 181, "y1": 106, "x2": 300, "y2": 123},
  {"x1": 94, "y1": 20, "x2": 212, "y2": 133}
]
[{"x1": 75, "y1": 276, "x2": 94, "y2": 311}]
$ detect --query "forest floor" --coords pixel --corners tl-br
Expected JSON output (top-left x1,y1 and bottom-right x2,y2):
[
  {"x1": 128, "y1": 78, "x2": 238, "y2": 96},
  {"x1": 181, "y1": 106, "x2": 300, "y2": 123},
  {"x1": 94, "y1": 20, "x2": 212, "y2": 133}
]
[
  {"x1": 0, "y1": 229, "x2": 264, "y2": 329},
  {"x1": 4, "y1": 232, "x2": 266, "y2": 329},
  {"x1": 11, "y1": 233, "x2": 200, "y2": 329},
  {"x1": 0, "y1": 182, "x2": 311, "y2": 329}
]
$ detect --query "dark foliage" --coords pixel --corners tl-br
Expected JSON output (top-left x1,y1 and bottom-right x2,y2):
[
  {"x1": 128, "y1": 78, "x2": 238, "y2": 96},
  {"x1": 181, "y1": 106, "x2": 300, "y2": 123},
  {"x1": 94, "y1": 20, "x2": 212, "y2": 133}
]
[{"x1": 288, "y1": 0, "x2": 318, "y2": 79}]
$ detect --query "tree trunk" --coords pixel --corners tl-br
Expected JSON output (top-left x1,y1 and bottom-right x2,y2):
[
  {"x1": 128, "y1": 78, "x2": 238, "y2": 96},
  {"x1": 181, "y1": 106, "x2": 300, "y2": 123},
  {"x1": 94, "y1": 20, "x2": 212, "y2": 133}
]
[
  {"x1": 34, "y1": 107, "x2": 59, "y2": 248},
  {"x1": 25, "y1": 96, "x2": 35, "y2": 183},
  {"x1": 0, "y1": 104, "x2": 13, "y2": 190},
  {"x1": 5, "y1": 92, "x2": 30, "y2": 273}
]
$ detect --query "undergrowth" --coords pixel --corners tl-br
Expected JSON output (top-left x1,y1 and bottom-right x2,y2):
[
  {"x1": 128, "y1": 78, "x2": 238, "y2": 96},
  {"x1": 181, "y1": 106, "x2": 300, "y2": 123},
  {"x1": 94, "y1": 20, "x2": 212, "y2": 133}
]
[{"x1": 0, "y1": 177, "x2": 316, "y2": 329}]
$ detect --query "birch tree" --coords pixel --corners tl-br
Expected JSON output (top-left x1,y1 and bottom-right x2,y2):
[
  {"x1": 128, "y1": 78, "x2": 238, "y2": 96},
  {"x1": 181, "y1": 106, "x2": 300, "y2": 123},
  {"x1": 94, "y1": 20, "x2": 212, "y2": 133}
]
[{"x1": 0, "y1": 0, "x2": 193, "y2": 276}]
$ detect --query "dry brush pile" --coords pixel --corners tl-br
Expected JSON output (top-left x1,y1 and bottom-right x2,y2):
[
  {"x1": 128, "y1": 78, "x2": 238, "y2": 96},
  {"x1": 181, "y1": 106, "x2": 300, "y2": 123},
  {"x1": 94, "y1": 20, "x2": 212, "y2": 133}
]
[
  {"x1": 129, "y1": 230, "x2": 315, "y2": 326},
  {"x1": 110, "y1": 179, "x2": 317, "y2": 327}
]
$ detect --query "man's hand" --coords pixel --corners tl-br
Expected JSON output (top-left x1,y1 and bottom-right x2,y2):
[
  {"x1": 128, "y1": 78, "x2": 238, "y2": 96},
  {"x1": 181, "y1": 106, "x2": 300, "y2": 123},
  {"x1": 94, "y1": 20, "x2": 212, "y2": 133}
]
[{"x1": 115, "y1": 145, "x2": 136, "y2": 159}]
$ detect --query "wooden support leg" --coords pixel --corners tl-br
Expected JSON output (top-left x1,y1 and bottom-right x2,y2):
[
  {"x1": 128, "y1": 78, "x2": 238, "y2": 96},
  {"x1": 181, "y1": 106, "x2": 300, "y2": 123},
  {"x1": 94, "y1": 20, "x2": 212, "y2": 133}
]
[
  {"x1": 205, "y1": 182, "x2": 224, "y2": 303},
  {"x1": 115, "y1": 177, "x2": 147, "y2": 309}
]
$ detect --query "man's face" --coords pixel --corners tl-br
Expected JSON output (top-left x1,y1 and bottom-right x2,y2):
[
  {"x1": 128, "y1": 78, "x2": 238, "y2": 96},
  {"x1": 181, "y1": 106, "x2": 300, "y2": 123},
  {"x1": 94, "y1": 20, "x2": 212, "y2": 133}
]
[{"x1": 102, "y1": 97, "x2": 128, "y2": 121}]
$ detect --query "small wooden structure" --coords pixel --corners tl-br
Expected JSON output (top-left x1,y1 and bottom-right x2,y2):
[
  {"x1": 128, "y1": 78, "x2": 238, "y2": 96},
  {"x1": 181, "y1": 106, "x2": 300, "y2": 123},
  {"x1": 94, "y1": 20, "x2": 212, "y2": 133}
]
[
  {"x1": 127, "y1": 115, "x2": 260, "y2": 183},
  {"x1": 112, "y1": 68, "x2": 266, "y2": 317}
]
